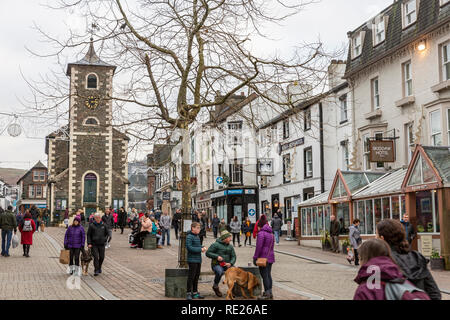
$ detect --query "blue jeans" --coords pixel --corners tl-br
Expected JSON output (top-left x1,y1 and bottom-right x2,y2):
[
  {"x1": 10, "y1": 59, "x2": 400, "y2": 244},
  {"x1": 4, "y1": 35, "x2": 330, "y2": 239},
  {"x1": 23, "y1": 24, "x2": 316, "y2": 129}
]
[
  {"x1": 212, "y1": 264, "x2": 229, "y2": 286},
  {"x1": 259, "y1": 263, "x2": 273, "y2": 295},
  {"x1": 1, "y1": 230, "x2": 13, "y2": 256},
  {"x1": 161, "y1": 228, "x2": 170, "y2": 245},
  {"x1": 274, "y1": 230, "x2": 280, "y2": 244}
]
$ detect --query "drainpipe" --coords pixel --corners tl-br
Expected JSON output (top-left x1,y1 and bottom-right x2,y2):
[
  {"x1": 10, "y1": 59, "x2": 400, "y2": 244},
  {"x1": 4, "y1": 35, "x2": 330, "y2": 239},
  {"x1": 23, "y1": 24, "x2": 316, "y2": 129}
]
[{"x1": 319, "y1": 102, "x2": 325, "y2": 193}]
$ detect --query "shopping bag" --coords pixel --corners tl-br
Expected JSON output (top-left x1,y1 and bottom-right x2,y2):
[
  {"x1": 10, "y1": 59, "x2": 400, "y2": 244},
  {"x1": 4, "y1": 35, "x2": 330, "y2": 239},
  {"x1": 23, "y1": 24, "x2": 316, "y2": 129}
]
[
  {"x1": 11, "y1": 233, "x2": 19, "y2": 249},
  {"x1": 40, "y1": 224, "x2": 45, "y2": 232},
  {"x1": 347, "y1": 248, "x2": 354, "y2": 262},
  {"x1": 59, "y1": 249, "x2": 70, "y2": 265}
]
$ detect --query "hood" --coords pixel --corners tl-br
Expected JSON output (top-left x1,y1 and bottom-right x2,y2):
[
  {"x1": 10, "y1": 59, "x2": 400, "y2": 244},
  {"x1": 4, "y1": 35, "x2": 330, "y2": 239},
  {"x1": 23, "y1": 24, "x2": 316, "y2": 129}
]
[
  {"x1": 391, "y1": 249, "x2": 429, "y2": 280},
  {"x1": 260, "y1": 223, "x2": 273, "y2": 234},
  {"x1": 354, "y1": 256, "x2": 404, "y2": 284}
]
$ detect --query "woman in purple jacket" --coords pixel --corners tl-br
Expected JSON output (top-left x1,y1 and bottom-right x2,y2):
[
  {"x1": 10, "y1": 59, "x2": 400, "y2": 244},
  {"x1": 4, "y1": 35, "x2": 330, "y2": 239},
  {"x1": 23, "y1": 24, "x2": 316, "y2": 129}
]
[
  {"x1": 253, "y1": 215, "x2": 275, "y2": 300},
  {"x1": 64, "y1": 216, "x2": 86, "y2": 275}
]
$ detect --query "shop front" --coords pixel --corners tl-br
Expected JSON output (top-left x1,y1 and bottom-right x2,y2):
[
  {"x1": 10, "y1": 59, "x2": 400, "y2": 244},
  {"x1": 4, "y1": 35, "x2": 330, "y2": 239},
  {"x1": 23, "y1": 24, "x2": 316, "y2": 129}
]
[
  {"x1": 402, "y1": 145, "x2": 449, "y2": 269},
  {"x1": 211, "y1": 188, "x2": 258, "y2": 224}
]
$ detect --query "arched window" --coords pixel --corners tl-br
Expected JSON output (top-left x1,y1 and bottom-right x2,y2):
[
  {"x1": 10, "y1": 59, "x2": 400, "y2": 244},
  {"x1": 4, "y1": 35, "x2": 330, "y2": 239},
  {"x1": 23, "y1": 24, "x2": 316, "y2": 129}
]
[
  {"x1": 87, "y1": 74, "x2": 98, "y2": 89},
  {"x1": 84, "y1": 117, "x2": 99, "y2": 126},
  {"x1": 83, "y1": 173, "x2": 97, "y2": 203}
]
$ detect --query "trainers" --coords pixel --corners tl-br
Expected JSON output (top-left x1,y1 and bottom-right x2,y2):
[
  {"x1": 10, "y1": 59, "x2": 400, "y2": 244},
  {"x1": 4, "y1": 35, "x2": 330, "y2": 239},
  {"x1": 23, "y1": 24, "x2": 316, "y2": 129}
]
[
  {"x1": 186, "y1": 292, "x2": 193, "y2": 300},
  {"x1": 212, "y1": 286, "x2": 222, "y2": 297},
  {"x1": 193, "y1": 293, "x2": 205, "y2": 299}
]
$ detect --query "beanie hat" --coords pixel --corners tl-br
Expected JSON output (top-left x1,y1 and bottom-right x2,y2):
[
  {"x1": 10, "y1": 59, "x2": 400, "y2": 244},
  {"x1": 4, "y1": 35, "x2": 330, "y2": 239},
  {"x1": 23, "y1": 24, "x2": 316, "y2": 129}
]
[
  {"x1": 74, "y1": 216, "x2": 81, "y2": 223},
  {"x1": 219, "y1": 230, "x2": 232, "y2": 241},
  {"x1": 258, "y1": 215, "x2": 268, "y2": 228}
]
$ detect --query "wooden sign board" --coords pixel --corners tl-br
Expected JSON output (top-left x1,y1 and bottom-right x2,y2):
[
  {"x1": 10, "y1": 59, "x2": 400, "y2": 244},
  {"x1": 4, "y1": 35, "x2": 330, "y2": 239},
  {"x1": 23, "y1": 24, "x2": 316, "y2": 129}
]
[
  {"x1": 369, "y1": 140, "x2": 395, "y2": 163},
  {"x1": 420, "y1": 235, "x2": 433, "y2": 257}
]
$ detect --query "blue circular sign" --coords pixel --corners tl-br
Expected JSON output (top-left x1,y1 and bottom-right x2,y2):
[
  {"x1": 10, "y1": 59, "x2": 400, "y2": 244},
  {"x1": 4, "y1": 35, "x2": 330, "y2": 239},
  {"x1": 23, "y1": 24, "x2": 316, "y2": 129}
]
[
  {"x1": 216, "y1": 176, "x2": 223, "y2": 184},
  {"x1": 248, "y1": 209, "x2": 256, "y2": 216}
]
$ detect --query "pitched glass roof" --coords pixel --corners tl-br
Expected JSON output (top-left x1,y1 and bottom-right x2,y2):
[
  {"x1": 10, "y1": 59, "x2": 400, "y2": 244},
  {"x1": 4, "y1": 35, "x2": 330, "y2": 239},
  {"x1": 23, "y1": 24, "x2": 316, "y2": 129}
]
[
  {"x1": 298, "y1": 190, "x2": 330, "y2": 207},
  {"x1": 353, "y1": 168, "x2": 407, "y2": 200},
  {"x1": 422, "y1": 146, "x2": 450, "y2": 184}
]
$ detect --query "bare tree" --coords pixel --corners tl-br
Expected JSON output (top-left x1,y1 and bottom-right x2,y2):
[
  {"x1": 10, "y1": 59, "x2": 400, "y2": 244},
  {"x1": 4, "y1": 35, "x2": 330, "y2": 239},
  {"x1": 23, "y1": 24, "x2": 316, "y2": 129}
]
[{"x1": 26, "y1": 0, "x2": 338, "y2": 267}]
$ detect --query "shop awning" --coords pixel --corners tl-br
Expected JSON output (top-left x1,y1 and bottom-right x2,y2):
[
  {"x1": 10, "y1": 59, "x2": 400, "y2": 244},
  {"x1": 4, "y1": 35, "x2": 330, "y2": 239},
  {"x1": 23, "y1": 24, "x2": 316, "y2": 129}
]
[{"x1": 353, "y1": 168, "x2": 407, "y2": 200}]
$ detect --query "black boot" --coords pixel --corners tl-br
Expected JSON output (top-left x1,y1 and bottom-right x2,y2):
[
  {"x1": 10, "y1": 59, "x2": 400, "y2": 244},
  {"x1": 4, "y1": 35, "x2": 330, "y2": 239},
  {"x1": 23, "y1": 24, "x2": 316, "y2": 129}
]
[{"x1": 26, "y1": 245, "x2": 30, "y2": 257}]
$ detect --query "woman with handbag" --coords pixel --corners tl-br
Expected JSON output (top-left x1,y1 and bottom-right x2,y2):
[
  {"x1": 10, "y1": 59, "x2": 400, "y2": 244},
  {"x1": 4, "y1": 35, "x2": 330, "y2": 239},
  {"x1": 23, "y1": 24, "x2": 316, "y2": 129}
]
[
  {"x1": 253, "y1": 215, "x2": 275, "y2": 300},
  {"x1": 64, "y1": 216, "x2": 86, "y2": 275}
]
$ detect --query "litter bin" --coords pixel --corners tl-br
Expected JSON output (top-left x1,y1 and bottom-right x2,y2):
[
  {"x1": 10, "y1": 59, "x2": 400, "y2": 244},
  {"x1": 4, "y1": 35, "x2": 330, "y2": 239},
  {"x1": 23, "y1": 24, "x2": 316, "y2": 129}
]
[
  {"x1": 143, "y1": 234, "x2": 157, "y2": 250},
  {"x1": 165, "y1": 268, "x2": 189, "y2": 298}
]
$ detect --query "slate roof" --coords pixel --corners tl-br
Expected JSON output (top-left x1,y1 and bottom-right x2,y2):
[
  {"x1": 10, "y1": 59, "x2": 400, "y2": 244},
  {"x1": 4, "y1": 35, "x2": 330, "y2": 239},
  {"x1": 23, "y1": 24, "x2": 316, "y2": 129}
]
[
  {"x1": 17, "y1": 161, "x2": 47, "y2": 184},
  {"x1": 345, "y1": 0, "x2": 450, "y2": 78},
  {"x1": 66, "y1": 39, "x2": 116, "y2": 76}
]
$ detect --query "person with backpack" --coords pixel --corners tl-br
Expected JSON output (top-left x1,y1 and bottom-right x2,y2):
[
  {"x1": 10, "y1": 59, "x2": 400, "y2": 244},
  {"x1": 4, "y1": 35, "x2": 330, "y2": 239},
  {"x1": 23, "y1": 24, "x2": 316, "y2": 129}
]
[
  {"x1": 376, "y1": 219, "x2": 441, "y2": 300},
  {"x1": 64, "y1": 216, "x2": 86, "y2": 275},
  {"x1": 18, "y1": 212, "x2": 36, "y2": 257},
  {"x1": 271, "y1": 212, "x2": 283, "y2": 245},
  {"x1": 0, "y1": 205, "x2": 18, "y2": 257},
  {"x1": 353, "y1": 238, "x2": 430, "y2": 300}
]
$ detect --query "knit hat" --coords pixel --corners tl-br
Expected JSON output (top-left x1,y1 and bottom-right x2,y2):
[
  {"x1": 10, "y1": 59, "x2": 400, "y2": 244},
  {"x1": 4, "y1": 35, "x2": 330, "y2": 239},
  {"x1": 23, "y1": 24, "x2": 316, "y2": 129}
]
[
  {"x1": 258, "y1": 215, "x2": 268, "y2": 228},
  {"x1": 74, "y1": 216, "x2": 81, "y2": 223},
  {"x1": 219, "y1": 230, "x2": 232, "y2": 241}
]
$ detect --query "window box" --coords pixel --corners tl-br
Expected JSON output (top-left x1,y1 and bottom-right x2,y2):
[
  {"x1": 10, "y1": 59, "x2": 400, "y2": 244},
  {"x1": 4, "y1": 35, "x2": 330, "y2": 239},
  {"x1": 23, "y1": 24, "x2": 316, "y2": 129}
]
[
  {"x1": 431, "y1": 79, "x2": 450, "y2": 93},
  {"x1": 395, "y1": 96, "x2": 415, "y2": 108},
  {"x1": 364, "y1": 109, "x2": 382, "y2": 120}
]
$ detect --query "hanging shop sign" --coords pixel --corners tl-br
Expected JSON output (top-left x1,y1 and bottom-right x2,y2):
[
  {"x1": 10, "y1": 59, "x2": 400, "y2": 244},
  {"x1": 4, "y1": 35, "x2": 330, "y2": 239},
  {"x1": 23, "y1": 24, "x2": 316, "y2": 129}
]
[
  {"x1": 369, "y1": 140, "x2": 395, "y2": 163},
  {"x1": 162, "y1": 192, "x2": 171, "y2": 200},
  {"x1": 278, "y1": 137, "x2": 304, "y2": 155}
]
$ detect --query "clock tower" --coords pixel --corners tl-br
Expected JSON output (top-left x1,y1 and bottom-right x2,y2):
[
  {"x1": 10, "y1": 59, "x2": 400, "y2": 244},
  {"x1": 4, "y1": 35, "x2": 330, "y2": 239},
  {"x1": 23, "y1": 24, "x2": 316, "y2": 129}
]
[{"x1": 46, "y1": 39, "x2": 130, "y2": 222}]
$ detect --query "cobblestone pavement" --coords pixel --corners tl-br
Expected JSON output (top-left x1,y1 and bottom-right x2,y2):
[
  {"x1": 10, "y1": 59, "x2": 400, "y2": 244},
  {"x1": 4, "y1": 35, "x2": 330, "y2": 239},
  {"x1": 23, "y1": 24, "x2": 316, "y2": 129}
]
[{"x1": 0, "y1": 230, "x2": 100, "y2": 300}]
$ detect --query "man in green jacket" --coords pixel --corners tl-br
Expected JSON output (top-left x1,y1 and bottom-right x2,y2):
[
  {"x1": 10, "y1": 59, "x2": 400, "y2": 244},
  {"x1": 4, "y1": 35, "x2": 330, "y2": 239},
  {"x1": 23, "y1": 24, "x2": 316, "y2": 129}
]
[
  {"x1": 206, "y1": 230, "x2": 236, "y2": 297},
  {"x1": 0, "y1": 206, "x2": 17, "y2": 257}
]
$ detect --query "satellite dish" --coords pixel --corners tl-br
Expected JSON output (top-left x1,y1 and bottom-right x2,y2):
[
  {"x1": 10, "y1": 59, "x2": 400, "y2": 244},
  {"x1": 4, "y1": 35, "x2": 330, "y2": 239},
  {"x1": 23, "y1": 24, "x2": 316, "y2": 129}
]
[{"x1": 7, "y1": 123, "x2": 22, "y2": 137}]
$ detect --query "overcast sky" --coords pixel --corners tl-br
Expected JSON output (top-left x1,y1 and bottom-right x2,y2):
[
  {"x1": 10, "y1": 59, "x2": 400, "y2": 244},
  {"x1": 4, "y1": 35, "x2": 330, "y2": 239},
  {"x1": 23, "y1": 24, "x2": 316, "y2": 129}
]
[{"x1": 0, "y1": 0, "x2": 392, "y2": 170}]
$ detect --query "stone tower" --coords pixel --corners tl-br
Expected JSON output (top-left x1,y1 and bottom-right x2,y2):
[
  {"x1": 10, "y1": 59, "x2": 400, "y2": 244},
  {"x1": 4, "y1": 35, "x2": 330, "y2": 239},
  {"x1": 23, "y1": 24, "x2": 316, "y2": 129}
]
[{"x1": 46, "y1": 39, "x2": 130, "y2": 221}]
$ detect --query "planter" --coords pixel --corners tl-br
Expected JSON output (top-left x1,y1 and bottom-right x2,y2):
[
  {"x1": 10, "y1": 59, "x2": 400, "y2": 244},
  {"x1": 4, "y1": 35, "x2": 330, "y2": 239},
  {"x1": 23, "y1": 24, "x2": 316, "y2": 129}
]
[
  {"x1": 322, "y1": 240, "x2": 332, "y2": 251},
  {"x1": 430, "y1": 258, "x2": 445, "y2": 271},
  {"x1": 342, "y1": 244, "x2": 349, "y2": 255}
]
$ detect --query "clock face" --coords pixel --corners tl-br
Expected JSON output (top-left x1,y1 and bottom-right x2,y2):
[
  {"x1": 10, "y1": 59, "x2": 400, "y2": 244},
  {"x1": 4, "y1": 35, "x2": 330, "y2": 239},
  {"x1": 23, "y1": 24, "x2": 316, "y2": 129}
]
[{"x1": 85, "y1": 96, "x2": 100, "y2": 110}]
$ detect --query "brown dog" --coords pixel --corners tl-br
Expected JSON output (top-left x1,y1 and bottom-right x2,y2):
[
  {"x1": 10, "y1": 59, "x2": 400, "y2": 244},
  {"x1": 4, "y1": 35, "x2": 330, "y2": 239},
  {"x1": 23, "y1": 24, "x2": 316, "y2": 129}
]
[
  {"x1": 80, "y1": 248, "x2": 92, "y2": 276},
  {"x1": 223, "y1": 267, "x2": 259, "y2": 300}
]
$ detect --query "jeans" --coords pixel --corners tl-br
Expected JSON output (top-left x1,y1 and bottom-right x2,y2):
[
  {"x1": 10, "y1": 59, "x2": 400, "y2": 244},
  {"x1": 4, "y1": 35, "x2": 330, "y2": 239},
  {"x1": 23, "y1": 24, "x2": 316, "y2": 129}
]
[
  {"x1": 232, "y1": 233, "x2": 240, "y2": 246},
  {"x1": 187, "y1": 263, "x2": 201, "y2": 293},
  {"x1": 161, "y1": 228, "x2": 170, "y2": 245},
  {"x1": 1, "y1": 230, "x2": 13, "y2": 256},
  {"x1": 244, "y1": 235, "x2": 251, "y2": 246},
  {"x1": 91, "y1": 245, "x2": 105, "y2": 272},
  {"x1": 213, "y1": 226, "x2": 218, "y2": 239},
  {"x1": 174, "y1": 225, "x2": 179, "y2": 240},
  {"x1": 331, "y1": 236, "x2": 339, "y2": 252},
  {"x1": 273, "y1": 230, "x2": 280, "y2": 244},
  {"x1": 354, "y1": 248, "x2": 360, "y2": 266},
  {"x1": 259, "y1": 263, "x2": 273, "y2": 295},
  {"x1": 69, "y1": 248, "x2": 81, "y2": 266},
  {"x1": 212, "y1": 264, "x2": 229, "y2": 286}
]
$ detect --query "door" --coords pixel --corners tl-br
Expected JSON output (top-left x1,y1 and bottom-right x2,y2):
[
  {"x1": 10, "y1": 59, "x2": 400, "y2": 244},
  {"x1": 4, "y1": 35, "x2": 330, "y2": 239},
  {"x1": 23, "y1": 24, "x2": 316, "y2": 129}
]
[
  {"x1": 233, "y1": 205, "x2": 242, "y2": 222},
  {"x1": 83, "y1": 173, "x2": 97, "y2": 203}
]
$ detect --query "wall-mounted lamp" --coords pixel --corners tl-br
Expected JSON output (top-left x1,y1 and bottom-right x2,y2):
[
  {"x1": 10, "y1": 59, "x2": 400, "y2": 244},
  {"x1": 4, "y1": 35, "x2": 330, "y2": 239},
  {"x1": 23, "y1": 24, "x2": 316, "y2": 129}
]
[{"x1": 417, "y1": 40, "x2": 426, "y2": 52}]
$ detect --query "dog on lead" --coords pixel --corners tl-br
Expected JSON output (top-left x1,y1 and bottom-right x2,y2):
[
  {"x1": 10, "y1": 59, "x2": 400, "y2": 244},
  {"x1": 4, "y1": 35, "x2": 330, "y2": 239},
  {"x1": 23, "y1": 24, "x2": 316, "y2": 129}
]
[
  {"x1": 223, "y1": 267, "x2": 260, "y2": 300},
  {"x1": 80, "y1": 247, "x2": 93, "y2": 276}
]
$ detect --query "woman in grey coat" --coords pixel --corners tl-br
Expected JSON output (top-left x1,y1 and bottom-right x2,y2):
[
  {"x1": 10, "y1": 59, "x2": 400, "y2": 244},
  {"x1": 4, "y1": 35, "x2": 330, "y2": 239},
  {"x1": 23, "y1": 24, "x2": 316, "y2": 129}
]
[
  {"x1": 348, "y1": 219, "x2": 362, "y2": 266},
  {"x1": 229, "y1": 216, "x2": 242, "y2": 247}
]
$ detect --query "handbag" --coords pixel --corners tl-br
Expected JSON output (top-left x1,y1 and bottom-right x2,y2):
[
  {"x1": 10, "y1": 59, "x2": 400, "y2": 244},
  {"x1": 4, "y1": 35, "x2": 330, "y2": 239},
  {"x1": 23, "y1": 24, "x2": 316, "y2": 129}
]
[
  {"x1": 256, "y1": 258, "x2": 268, "y2": 267},
  {"x1": 59, "y1": 249, "x2": 70, "y2": 265}
]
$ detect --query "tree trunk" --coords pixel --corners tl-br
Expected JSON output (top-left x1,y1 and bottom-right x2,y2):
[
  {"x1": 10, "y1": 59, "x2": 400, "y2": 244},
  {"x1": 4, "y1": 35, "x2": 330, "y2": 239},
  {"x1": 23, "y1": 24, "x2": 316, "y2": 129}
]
[{"x1": 178, "y1": 123, "x2": 192, "y2": 268}]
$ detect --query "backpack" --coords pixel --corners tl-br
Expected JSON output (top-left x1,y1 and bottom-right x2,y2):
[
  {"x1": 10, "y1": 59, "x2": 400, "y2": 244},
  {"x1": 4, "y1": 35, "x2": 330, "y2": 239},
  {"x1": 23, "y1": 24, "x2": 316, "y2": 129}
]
[
  {"x1": 22, "y1": 220, "x2": 33, "y2": 232},
  {"x1": 384, "y1": 280, "x2": 430, "y2": 300}
]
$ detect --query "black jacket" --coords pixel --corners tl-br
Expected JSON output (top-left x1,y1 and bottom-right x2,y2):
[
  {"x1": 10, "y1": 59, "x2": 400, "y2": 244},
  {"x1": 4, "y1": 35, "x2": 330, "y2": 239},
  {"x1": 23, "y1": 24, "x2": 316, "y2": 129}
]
[
  {"x1": 400, "y1": 220, "x2": 417, "y2": 244},
  {"x1": 391, "y1": 248, "x2": 441, "y2": 300},
  {"x1": 211, "y1": 217, "x2": 220, "y2": 228},
  {"x1": 330, "y1": 220, "x2": 340, "y2": 236},
  {"x1": 30, "y1": 208, "x2": 39, "y2": 220},
  {"x1": 102, "y1": 214, "x2": 114, "y2": 230},
  {"x1": 172, "y1": 212, "x2": 181, "y2": 227},
  {"x1": 118, "y1": 210, "x2": 127, "y2": 226},
  {"x1": 87, "y1": 222, "x2": 109, "y2": 246}
]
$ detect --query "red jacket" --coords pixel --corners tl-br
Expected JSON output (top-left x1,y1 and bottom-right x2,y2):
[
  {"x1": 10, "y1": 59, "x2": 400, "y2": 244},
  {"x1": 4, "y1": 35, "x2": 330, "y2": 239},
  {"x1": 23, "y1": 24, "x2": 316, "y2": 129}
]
[{"x1": 19, "y1": 218, "x2": 36, "y2": 245}]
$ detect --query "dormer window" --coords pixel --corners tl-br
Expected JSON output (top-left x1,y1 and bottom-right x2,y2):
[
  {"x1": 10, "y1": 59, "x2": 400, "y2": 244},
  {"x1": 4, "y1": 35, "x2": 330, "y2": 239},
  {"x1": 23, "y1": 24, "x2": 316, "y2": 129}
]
[
  {"x1": 373, "y1": 17, "x2": 386, "y2": 46},
  {"x1": 352, "y1": 33, "x2": 362, "y2": 58},
  {"x1": 87, "y1": 74, "x2": 98, "y2": 89},
  {"x1": 403, "y1": 0, "x2": 417, "y2": 28}
]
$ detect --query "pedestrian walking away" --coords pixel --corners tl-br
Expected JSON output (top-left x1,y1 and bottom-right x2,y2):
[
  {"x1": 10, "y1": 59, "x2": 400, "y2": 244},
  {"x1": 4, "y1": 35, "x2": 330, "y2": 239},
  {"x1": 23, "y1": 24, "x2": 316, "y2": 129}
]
[
  {"x1": 376, "y1": 219, "x2": 441, "y2": 300},
  {"x1": 253, "y1": 215, "x2": 275, "y2": 300},
  {"x1": 102, "y1": 209, "x2": 114, "y2": 248},
  {"x1": 348, "y1": 219, "x2": 362, "y2": 266},
  {"x1": 18, "y1": 211, "x2": 36, "y2": 258},
  {"x1": 186, "y1": 221, "x2": 207, "y2": 300},
  {"x1": 30, "y1": 205, "x2": 40, "y2": 233},
  {"x1": 229, "y1": 216, "x2": 242, "y2": 247},
  {"x1": 330, "y1": 215, "x2": 340, "y2": 253},
  {"x1": 87, "y1": 213, "x2": 109, "y2": 276},
  {"x1": 64, "y1": 209, "x2": 70, "y2": 229},
  {"x1": 0, "y1": 206, "x2": 18, "y2": 257},
  {"x1": 353, "y1": 238, "x2": 430, "y2": 300},
  {"x1": 172, "y1": 209, "x2": 182, "y2": 240},
  {"x1": 218, "y1": 218, "x2": 227, "y2": 233},
  {"x1": 242, "y1": 217, "x2": 253, "y2": 246},
  {"x1": 271, "y1": 212, "x2": 283, "y2": 245},
  {"x1": 211, "y1": 214, "x2": 220, "y2": 239},
  {"x1": 118, "y1": 207, "x2": 127, "y2": 234},
  {"x1": 206, "y1": 230, "x2": 236, "y2": 298},
  {"x1": 64, "y1": 216, "x2": 86, "y2": 275},
  {"x1": 160, "y1": 211, "x2": 172, "y2": 246}
]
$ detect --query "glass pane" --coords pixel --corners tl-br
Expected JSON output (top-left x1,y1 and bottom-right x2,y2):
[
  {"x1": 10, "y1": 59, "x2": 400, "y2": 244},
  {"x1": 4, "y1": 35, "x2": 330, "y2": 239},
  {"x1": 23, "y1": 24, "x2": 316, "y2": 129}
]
[
  {"x1": 324, "y1": 206, "x2": 331, "y2": 231},
  {"x1": 416, "y1": 191, "x2": 433, "y2": 233},
  {"x1": 365, "y1": 200, "x2": 374, "y2": 234},
  {"x1": 374, "y1": 198, "x2": 382, "y2": 226},
  {"x1": 434, "y1": 192, "x2": 440, "y2": 233},
  {"x1": 301, "y1": 209, "x2": 306, "y2": 235},
  {"x1": 312, "y1": 207, "x2": 318, "y2": 236},
  {"x1": 318, "y1": 206, "x2": 324, "y2": 233},
  {"x1": 306, "y1": 208, "x2": 312, "y2": 236},
  {"x1": 357, "y1": 201, "x2": 366, "y2": 234},
  {"x1": 431, "y1": 111, "x2": 441, "y2": 135},
  {"x1": 401, "y1": 195, "x2": 406, "y2": 220},
  {"x1": 392, "y1": 196, "x2": 400, "y2": 220},
  {"x1": 408, "y1": 157, "x2": 422, "y2": 186},
  {"x1": 422, "y1": 156, "x2": 437, "y2": 183},
  {"x1": 337, "y1": 203, "x2": 350, "y2": 234},
  {"x1": 382, "y1": 197, "x2": 391, "y2": 220},
  {"x1": 332, "y1": 178, "x2": 347, "y2": 199}
]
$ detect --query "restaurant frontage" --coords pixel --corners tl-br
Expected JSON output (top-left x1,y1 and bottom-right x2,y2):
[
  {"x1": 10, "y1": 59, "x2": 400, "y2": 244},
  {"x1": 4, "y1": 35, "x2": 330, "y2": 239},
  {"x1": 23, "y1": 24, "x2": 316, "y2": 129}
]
[{"x1": 297, "y1": 145, "x2": 449, "y2": 269}]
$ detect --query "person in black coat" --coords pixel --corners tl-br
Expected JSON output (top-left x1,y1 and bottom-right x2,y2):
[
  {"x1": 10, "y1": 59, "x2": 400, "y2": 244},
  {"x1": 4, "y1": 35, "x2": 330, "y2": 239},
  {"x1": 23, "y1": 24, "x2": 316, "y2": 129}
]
[
  {"x1": 376, "y1": 219, "x2": 441, "y2": 300},
  {"x1": 102, "y1": 209, "x2": 114, "y2": 248},
  {"x1": 118, "y1": 207, "x2": 127, "y2": 234},
  {"x1": 172, "y1": 209, "x2": 182, "y2": 240},
  {"x1": 211, "y1": 214, "x2": 220, "y2": 239},
  {"x1": 87, "y1": 213, "x2": 109, "y2": 276}
]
